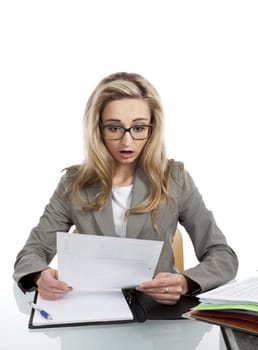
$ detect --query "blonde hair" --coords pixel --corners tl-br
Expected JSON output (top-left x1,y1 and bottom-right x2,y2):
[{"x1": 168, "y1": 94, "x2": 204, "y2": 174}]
[{"x1": 67, "y1": 72, "x2": 175, "y2": 214}]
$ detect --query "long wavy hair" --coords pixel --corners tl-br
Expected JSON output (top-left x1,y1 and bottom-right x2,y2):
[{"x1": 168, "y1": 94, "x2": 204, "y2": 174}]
[{"x1": 66, "y1": 72, "x2": 176, "y2": 214}]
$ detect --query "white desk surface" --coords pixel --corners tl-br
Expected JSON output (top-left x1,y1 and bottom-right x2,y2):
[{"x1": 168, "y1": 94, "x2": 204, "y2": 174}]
[{"x1": 2, "y1": 280, "x2": 227, "y2": 350}]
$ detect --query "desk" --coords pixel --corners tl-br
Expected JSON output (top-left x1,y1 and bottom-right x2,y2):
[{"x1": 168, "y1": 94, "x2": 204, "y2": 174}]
[
  {"x1": 222, "y1": 327, "x2": 258, "y2": 350},
  {"x1": 5, "y1": 282, "x2": 228, "y2": 350}
]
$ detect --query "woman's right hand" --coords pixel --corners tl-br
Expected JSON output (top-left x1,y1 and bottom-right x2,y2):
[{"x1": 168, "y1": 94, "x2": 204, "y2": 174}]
[{"x1": 36, "y1": 268, "x2": 73, "y2": 300}]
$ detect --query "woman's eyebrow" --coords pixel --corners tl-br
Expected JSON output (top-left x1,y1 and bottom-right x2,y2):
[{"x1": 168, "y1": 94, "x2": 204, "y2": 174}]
[{"x1": 104, "y1": 117, "x2": 149, "y2": 123}]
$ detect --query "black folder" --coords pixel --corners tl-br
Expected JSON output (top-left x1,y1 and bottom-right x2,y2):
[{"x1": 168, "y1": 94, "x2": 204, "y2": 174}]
[{"x1": 29, "y1": 289, "x2": 199, "y2": 329}]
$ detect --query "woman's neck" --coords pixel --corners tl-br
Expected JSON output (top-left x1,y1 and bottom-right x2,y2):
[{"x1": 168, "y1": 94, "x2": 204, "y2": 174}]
[{"x1": 112, "y1": 164, "x2": 136, "y2": 187}]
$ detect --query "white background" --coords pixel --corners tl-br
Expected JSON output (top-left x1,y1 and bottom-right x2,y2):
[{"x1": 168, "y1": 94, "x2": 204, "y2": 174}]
[
  {"x1": 1, "y1": 2, "x2": 257, "y2": 348},
  {"x1": 1, "y1": 0, "x2": 258, "y2": 287}
]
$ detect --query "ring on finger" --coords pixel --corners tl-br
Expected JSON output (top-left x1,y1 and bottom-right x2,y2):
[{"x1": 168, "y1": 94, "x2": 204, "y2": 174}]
[{"x1": 164, "y1": 287, "x2": 169, "y2": 294}]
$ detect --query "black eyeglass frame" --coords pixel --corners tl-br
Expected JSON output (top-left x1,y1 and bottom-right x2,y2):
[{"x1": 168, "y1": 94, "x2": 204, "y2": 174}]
[{"x1": 99, "y1": 124, "x2": 153, "y2": 140}]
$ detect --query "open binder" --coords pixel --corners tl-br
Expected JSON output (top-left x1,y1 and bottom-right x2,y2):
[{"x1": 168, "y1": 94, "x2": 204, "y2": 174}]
[
  {"x1": 29, "y1": 290, "x2": 199, "y2": 329},
  {"x1": 29, "y1": 232, "x2": 198, "y2": 329}
]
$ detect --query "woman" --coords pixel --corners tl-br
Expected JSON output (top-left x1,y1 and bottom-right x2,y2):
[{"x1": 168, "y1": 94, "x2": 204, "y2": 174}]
[{"x1": 13, "y1": 72, "x2": 238, "y2": 304}]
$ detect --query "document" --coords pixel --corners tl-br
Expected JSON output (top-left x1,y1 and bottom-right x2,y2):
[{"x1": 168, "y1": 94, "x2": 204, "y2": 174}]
[
  {"x1": 197, "y1": 276, "x2": 258, "y2": 304},
  {"x1": 57, "y1": 232, "x2": 164, "y2": 290},
  {"x1": 29, "y1": 232, "x2": 164, "y2": 328}
]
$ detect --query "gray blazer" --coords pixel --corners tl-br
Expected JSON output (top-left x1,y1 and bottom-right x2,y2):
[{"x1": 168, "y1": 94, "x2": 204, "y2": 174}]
[{"x1": 13, "y1": 161, "x2": 238, "y2": 293}]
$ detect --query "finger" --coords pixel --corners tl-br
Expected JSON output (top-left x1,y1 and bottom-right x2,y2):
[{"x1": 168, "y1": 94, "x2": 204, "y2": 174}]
[
  {"x1": 39, "y1": 290, "x2": 67, "y2": 300},
  {"x1": 39, "y1": 277, "x2": 73, "y2": 292},
  {"x1": 38, "y1": 285, "x2": 72, "y2": 300},
  {"x1": 147, "y1": 292, "x2": 180, "y2": 304},
  {"x1": 137, "y1": 278, "x2": 169, "y2": 290},
  {"x1": 45, "y1": 279, "x2": 71, "y2": 291},
  {"x1": 153, "y1": 298, "x2": 178, "y2": 305},
  {"x1": 39, "y1": 285, "x2": 72, "y2": 295},
  {"x1": 154, "y1": 272, "x2": 172, "y2": 279},
  {"x1": 137, "y1": 273, "x2": 169, "y2": 289},
  {"x1": 142, "y1": 284, "x2": 183, "y2": 299},
  {"x1": 137, "y1": 278, "x2": 165, "y2": 289},
  {"x1": 37, "y1": 279, "x2": 72, "y2": 297},
  {"x1": 40, "y1": 271, "x2": 72, "y2": 291},
  {"x1": 137, "y1": 286, "x2": 167, "y2": 294}
]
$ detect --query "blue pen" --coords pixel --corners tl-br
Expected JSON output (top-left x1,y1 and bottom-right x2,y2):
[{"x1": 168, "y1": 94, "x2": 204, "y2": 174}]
[{"x1": 29, "y1": 301, "x2": 53, "y2": 320}]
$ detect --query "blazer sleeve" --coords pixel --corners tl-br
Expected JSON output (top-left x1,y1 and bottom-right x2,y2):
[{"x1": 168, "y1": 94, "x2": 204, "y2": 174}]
[
  {"x1": 13, "y1": 174, "x2": 73, "y2": 292},
  {"x1": 176, "y1": 166, "x2": 238, "y2": 292}
]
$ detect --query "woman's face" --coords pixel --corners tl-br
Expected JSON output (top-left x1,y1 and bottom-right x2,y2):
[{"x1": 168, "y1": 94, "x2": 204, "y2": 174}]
[{"x1": 101, "y1": 98, "x2": 151, "y2": 167}]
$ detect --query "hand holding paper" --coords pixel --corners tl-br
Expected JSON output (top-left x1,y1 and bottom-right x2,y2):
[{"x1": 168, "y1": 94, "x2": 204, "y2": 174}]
[{"x1": 36, "y1": 268, "x2": 73, "y2": 300}]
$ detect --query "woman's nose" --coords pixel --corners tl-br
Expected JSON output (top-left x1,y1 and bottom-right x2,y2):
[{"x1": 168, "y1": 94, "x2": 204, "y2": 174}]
[{"x1": 120, "y1": 130, "x2": 132, "y2": 144}]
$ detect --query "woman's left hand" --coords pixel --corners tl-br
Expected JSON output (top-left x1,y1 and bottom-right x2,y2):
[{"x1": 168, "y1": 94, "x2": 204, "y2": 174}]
[{"x1": 136, "y1": 272, "x2": 188, "y2": 305}]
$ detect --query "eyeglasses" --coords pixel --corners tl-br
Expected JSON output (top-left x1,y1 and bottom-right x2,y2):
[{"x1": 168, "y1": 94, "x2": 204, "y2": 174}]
[{"x1": 100, "y1": 124, "x2": 153, "y2": 140}]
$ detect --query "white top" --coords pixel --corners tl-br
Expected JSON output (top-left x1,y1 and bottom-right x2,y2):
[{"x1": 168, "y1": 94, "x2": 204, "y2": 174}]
[{"x1": 111, "y1": 184, "x2": 133, "y2": 237}]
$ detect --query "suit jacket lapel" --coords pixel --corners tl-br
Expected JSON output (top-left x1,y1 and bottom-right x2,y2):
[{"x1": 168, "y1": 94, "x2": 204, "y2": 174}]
[
  {"x1": 126, "y1": 168, "x2": 150, "y2": 239},
  {"x1": 85, "y1": 186, "x2": 116, "y2": 237}
]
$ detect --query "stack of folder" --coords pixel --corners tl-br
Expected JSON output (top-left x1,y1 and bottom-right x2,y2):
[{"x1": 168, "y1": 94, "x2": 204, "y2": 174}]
[{"x1": 185, "y1": 276, "x2": 258, "y2": 336}]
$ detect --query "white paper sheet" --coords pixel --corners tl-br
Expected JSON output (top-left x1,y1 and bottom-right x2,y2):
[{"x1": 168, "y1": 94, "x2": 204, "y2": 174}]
[
  {"x1": 32, "y1": 290, "x2": 134, "y2": 326},
  {"x1": 57, "y1": 232, "x2": 163, "y2": 291},
  {"x1": 197, "y1": 276, "x2": 258, "y2": 304}
]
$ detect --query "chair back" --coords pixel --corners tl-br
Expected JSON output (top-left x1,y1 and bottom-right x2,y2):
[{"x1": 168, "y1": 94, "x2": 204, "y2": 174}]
[{"x1": 172, "y1": 229, "x2": 184, "y2": 272}]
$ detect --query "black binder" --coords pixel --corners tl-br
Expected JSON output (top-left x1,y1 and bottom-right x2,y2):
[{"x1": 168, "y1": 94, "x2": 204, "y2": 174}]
[{"x1": 29, "y1": 289, "x2": 199, "y2": 329}]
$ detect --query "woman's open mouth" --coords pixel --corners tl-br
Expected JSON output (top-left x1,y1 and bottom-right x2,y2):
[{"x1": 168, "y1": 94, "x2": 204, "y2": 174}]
[{"x1": 119, "y1": 150, "x2": 134, "y2": 158}]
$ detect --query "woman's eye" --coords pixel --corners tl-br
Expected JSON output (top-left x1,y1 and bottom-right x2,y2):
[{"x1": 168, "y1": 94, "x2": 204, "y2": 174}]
[
  {"x1": 108, "y1": 126, "x2": 122, "y2": 133},
  {"x1": 133, "y1": 126, "x2": 146, "y2": 133}
]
